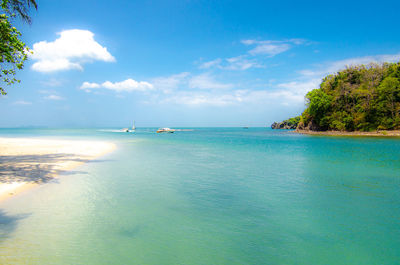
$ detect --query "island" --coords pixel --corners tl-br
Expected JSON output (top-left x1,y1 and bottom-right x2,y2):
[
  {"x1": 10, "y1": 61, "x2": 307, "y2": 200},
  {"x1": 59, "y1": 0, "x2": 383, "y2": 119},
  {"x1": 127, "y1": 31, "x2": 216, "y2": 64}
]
[{"x1": 272, "y1": 62, "x2": 400, "y2": 135}]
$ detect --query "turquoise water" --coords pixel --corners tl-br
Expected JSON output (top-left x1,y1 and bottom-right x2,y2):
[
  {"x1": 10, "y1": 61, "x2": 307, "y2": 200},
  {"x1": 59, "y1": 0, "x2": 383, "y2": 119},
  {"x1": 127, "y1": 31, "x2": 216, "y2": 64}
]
[{"x1": 0, "y1": 128, "x2": 399, "y2": 264}]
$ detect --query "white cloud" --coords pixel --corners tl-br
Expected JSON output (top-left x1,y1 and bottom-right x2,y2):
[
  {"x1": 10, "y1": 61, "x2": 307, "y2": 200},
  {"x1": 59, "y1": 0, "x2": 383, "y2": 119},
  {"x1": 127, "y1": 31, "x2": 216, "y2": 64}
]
[
  {"x1": 159, "y1": 84, "x2": 313, "y2": 107},
  {"x1": 199, "y1": 56, "x2": 262, "y2": 71},
  {"x1": 13, "y1": 100, "x2": 32, "y2": 105},
  {"x1": 102, "y1": 79, "x2": 153, "y2": 92},
  {"x1": 81, "y1": 82, "x2": 101, "y2": 90},
  {"x1": 249, "y1": 43, "x2": 291, "y2": 56},
  {"x1": 152, "y1": 72, "x2": 234, "y2": 94},
  {"x1": 38, "y1": 90, "x2": 65, "y2": 100},
  {"x1": 162, "y1": 79, "x2": 319, "y2": 107},
  {"x1": 197, "y1": 38, "x2": 306, "y2": 72},
  {"x1": 277, "y1": 79, "x2": 321, "y2": 94},
  {"x1": 82, "y1": 73, "x2": 232, "y2": 95},
  {"x1": 44, "y1": 95, "x2": 64, "y2": 100},
  {"x1": 92, "y1": 71, "x2": 310, "y2": 106},
  {"x1": 188, "y1": 73, "x2": 233, "y2": 90},
  {"x1": 81, "y1": 72, "x2": 237, "y2": 105},
  {"x1": 38, "y1": 89, "x2": 56, "y2": 94},
  {"x1": 80, "y1": 78, "x2": 153, "y2": 93},
  {"x1": 224, "y1": 55, "x2": 263, "y2": 70},
  {"x1": 161, "y1": 90, "x2": 245, "y2": 106},
  {"x1": 40, "y1": 78, "x2": 63, "y2": 87},
  {"x1": 241, "y1": 39, "x2": 257, "y2": 45},
  {"x1": 327, "y1": 54, "x2": 400, "y2": 72},
  {"x1": 79, "y1": 68, "x2": 313, "y2": 107},
  {"x1": 152, "y1": 72, "x2": 190, "y2": 93},
  {"x1": 150, "y1": 71, "x2": 315, "y2": 106},
  {"x1": 299, "y1": 53, "x2": 400, "y2": 77},
  {"x1": 241, "y1": 39, "x2": 306, "y2": 57},
  {"x1": 31, "y1": 29, "x2": 115, "y2": 72},
  {"x1": 199, "y1": 58, "x2": 222, "y2": 69},
  {"x1": 289, "y1": 38, "x2": 307, "y2": 45},
  {"x1": 32, "y1": 58, "x2": 83, "y2": 72},
  {"x1": 274, "y1": 79, "x2": 321, "y2": 103}
]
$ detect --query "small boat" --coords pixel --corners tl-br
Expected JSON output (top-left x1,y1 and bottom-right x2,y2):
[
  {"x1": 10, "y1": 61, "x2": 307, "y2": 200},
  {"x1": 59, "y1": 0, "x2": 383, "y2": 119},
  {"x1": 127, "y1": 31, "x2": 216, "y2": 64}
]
[
  {"x1": 131, "y1": 121, "x2": 136, "y2": 132},
  {"x1": 121, "y1": 121, "x2": 136, "y2": 133},
  {"x1": 243, "y1": 126, "x2": 249, "y2": 129},
  {"x1": 156, "y1": 128, "x2": 175, "y2": 133}
]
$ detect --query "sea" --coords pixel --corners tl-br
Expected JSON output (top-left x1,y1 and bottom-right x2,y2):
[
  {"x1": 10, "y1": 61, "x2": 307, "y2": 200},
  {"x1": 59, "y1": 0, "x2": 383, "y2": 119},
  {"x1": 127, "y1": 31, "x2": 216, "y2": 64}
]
[{"x1": 0, "y1": 128, "x2": 399, "y2": 265}]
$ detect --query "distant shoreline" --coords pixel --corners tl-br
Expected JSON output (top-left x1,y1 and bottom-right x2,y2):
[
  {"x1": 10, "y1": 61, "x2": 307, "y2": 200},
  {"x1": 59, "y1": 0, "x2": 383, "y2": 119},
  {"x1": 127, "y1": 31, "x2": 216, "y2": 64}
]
[
  {"x1": 0, "y1": 137, "x2": 116, "y2": 203},
  {"x1": 295, "y1": 129, "x2": 400, "y2": 137}
]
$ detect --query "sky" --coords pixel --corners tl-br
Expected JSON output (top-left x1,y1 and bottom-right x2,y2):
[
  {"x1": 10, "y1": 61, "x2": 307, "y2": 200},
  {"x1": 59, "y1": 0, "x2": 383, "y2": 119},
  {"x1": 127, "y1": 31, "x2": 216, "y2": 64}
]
[{"x1": 1, "y1": 0, "x2": 400, "y2": 127}]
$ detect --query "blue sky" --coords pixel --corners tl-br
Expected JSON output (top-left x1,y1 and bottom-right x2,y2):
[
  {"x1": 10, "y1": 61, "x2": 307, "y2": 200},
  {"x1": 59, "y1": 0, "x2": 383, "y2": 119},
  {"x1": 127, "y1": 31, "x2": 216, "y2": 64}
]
[{"x1": 1, "y1": 0, "x2": 400, "y2": 127}]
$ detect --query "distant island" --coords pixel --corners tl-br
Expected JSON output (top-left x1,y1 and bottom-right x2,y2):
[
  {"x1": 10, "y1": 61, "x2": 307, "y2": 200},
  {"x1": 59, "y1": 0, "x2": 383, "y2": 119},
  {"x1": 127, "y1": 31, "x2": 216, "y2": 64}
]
[{"x1": 272, "y1": 62, "x2": 400, "y2": 135}]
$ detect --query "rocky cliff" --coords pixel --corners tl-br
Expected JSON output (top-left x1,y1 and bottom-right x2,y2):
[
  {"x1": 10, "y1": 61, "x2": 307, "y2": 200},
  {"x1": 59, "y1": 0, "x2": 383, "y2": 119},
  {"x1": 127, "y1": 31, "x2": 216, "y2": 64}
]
[{"x1": 271, "y1": 116, "x2": 300, "y2": 129}]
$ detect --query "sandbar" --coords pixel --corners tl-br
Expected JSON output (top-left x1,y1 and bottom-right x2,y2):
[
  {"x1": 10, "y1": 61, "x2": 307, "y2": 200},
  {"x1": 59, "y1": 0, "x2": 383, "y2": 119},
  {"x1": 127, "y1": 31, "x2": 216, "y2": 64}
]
[{"x1": 0, "y1": 137, "x2": 116, "y2": 202}]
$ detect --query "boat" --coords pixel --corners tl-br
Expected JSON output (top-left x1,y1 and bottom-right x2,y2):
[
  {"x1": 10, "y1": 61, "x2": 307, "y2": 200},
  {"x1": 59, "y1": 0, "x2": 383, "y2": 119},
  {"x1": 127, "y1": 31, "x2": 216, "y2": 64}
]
[
  {"x1": 121, "y1": 121, "x2": 136, "y2": 133},
  {"x1": 243, "y1": 126, "x2": 249, "y2": 129},
  {"x1": 156, "y1": 128, "x2": 175, "y2": 133}
]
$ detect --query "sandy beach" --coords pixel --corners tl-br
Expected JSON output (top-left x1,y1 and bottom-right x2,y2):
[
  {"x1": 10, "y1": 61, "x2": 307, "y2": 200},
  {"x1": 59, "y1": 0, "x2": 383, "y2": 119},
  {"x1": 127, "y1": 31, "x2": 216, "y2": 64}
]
[
  {"x1": 0, "y1": 137, "x2": 116, "y2": 202},
  {"x1": 295, "y1": 129, "x2": 400, "y2": 137}
]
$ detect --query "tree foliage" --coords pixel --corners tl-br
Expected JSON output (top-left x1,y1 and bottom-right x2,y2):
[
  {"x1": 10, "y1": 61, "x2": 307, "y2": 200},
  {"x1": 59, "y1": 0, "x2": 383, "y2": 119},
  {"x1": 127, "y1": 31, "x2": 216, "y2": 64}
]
[
  {"x1": 0, "y1": 0, "x2": 36, "y2": 95},
  {"x1": 298, "y1": 62, "x2": 400, "y2": 131},
  {"x1": 2, "y1": 0, "x2": 37, "y2": 23}
]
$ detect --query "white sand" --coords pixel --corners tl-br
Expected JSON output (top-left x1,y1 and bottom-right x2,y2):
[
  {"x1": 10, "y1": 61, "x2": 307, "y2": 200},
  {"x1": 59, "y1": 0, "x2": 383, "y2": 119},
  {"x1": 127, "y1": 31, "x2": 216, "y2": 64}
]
[{"x1": 0, "y1": 137, "x2": 116, "y2": 202}]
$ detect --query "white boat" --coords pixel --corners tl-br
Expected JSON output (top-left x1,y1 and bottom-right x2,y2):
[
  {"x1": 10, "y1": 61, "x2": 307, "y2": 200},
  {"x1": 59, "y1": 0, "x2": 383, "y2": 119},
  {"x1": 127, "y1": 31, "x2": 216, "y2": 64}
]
[
  {"x1": 122, "y1": 121, "x2": 135, "y2": 133},
  {"x1": 156, "y1": 128, "x2": 175, "y2": 133}
]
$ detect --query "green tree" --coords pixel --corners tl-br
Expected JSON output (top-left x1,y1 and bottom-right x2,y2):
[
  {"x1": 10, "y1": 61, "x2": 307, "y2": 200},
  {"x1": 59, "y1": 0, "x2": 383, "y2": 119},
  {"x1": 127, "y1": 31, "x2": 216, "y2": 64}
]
[
  {"x1": 304, "y1": 88, "x2": 333, "y2": 129},
  {"x1": 375, "y1": 76, "x2": 400, "y2": 129},
  {"x1": 377, "y1": 77, "x2": 400, "y2": 118},
  {"x1": 297, "y1": 63, "x2": 400, "y2": 131},
  {"x1": 0, "y1": 0, "x2": 37, "y2": 95}
]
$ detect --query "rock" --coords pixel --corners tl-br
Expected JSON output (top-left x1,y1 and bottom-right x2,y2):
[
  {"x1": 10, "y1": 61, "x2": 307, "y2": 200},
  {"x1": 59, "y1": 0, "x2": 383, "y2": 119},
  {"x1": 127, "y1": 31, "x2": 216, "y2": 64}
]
[{"x1": 271, "y1": 121, "x2": 297, "y2": 129}]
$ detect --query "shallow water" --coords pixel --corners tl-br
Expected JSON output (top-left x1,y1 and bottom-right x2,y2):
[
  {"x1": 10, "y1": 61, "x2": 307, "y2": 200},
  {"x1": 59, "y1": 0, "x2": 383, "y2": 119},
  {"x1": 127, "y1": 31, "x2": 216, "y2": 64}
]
[{"x1": 0, "y1": 128, "x2": 399, "y2": 264}]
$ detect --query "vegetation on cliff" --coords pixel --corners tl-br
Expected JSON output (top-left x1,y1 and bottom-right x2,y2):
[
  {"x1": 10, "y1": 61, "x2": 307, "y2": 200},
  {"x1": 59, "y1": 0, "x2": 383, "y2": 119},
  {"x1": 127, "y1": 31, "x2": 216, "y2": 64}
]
[
  {"x1": 271, "y1": 116, "x2": 300, "y2": 129},
  {"x1": 296, "y1": 62, "x2": 400, "y2": 131}
]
